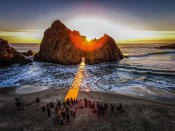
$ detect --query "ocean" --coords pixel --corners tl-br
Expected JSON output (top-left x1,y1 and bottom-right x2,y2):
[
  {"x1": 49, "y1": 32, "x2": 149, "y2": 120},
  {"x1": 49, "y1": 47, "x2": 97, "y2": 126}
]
[{"x1": 0, "y1": 43, "x2": 175, "y2": 102}]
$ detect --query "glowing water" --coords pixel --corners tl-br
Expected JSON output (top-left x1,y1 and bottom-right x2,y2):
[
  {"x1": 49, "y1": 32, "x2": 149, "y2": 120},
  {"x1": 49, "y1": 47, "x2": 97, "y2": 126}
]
[{"x1": 64, "y1": 58, "x2": 86, "y2": 100}]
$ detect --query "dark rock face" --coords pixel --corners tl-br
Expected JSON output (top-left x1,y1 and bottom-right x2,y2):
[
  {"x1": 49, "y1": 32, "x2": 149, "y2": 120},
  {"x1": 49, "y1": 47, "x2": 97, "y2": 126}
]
[
  {"x1": 34, "y1": 20, "x2": 123, "y2": 65},
  {"x1": 156, "y1": 43, "x2": 175, "y2": 49},
  {"x1": 0, "y1": 38, "x2": 32, "y2": 67},
  {"x1": 21, "y1": 50, "x2": 35, "y2": 57}
]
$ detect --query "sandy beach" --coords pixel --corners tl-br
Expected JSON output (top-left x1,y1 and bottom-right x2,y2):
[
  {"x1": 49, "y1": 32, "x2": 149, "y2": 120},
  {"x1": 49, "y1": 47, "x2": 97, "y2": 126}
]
[{"x1": 0, "y1": 87, "x2": 175, "y2": 131}]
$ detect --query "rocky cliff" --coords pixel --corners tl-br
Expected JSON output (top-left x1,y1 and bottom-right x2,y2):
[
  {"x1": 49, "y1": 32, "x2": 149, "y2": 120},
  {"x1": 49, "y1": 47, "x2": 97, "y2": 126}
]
[
  {"x1": 0, "y1": 39, "x2": 32, "y2": 67},
  {"x1": 34, "y1": 20, "x2": 123, "y2": 65}
]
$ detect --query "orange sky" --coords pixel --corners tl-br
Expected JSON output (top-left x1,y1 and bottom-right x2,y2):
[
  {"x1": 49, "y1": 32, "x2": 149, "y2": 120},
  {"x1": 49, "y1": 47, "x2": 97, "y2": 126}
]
[{"x1": 1, "y1": 28, "x2": 175, "y2": 44}]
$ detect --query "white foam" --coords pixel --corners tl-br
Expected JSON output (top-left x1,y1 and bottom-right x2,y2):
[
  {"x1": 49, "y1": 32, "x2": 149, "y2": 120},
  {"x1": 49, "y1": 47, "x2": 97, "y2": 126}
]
[{"x1": 15, "y1": 85, "x2": 48, "y2": 94}]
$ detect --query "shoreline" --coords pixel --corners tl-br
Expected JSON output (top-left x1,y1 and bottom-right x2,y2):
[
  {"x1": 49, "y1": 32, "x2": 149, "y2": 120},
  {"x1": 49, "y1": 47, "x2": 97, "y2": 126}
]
[{"x1": 0, "y1": 86, "x2": 175, "y2": 105}]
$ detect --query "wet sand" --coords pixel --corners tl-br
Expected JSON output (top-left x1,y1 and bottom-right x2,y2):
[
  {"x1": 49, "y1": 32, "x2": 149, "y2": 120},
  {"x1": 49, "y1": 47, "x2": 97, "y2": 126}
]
[{"x1": 0, "y1": 88, "x2": 175, "y2": 131}]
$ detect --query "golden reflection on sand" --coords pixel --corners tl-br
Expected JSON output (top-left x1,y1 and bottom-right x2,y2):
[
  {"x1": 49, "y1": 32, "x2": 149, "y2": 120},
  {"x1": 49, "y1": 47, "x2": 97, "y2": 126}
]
[{"x1": 64, "y1": 57, "x2": 86, "y2": 101}]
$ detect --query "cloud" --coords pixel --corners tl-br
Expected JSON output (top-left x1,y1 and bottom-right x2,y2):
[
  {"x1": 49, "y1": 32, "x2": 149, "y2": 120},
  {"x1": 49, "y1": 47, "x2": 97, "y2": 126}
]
[{"x1": 0, "y1": 30, "x2": 44, "y2": 43}]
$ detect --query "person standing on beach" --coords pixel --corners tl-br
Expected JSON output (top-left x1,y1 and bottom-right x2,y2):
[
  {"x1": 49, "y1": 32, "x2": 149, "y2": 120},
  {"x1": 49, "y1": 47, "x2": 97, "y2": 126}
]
[
  {"x1": 72, "y1": 106, "x2": 76, "y2": 117},
  {"x1": 84, "y1": 98, "x2": 88, "y2": 108},
  {"x1": 66, "y1": 112, "x2": 70, "y2": 123},
  {"x1": 111, "y1": 104, "x2": 114, "y2": 113},
  {"x1": 71, "y1": 106, "x2": 74, "y2": 115},
  {"x1": 57, "y1": 101, "x2": 61, "y2": 109},
  {"x1": 62, "y1": 108, "x2": 66, "y2": 120},
  {"x1": 47, "y1": 104, "x2": 51, "y2": 117},
  {"x1": 65, "y1": 104, "x2": 70, "y2": 114}
]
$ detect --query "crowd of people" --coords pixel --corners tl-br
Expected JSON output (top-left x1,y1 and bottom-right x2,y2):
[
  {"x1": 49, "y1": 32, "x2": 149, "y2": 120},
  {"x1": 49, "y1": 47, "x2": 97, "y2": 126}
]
[
  {"x1": 39, "y1": 97, "x2": 124, "y2": 126},
  {"x1": 40, "y1": 98, "x2": 78, "y2": 126},
  {"x1": 83, "y1": 98, "x2": 124, "y2": 117},
  {"x1": 14, "y1": 96, "x2": 124, "y2": 126}
]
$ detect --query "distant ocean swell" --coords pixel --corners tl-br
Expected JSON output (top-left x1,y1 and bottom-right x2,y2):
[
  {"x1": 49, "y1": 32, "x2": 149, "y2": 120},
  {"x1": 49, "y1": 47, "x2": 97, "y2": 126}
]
[
  {"x1": 117, "y1": 64, "x2": 175, "y2": 77},
  {"x1": 126, "y1": 51, "x2": 175, "y2": 57}
]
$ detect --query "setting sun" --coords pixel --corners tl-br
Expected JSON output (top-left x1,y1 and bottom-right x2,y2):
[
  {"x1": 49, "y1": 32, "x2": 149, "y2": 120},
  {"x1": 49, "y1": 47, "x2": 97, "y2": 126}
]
[{"x1": 86, "y1": 37, "x2": 93, "y2": 41}]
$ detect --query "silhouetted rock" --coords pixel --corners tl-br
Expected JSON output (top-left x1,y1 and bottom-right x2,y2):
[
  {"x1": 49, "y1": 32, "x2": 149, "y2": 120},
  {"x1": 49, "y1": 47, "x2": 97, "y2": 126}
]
[
  {"x1": 34, "y1": 20, "x2": 123, "y2": 65},
  {"x1": 156, "y1": 43, "x2": 175, "y2": 49},
  {"x1": 21, "y1": 50, "x2": 35, "y2": 56},
  {"x1": 0, "y1": 38, "x2": 32, "y2": 67}
]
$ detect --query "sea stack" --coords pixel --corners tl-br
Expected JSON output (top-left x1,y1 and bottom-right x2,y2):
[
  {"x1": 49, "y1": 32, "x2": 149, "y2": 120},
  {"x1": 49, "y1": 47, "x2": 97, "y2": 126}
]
[
  {"x1": 0, "y1": 38, "x2": 32, "y2": 67},
  {"x1": 34, "y1": 20, "x2": 123, "y2": 65}
]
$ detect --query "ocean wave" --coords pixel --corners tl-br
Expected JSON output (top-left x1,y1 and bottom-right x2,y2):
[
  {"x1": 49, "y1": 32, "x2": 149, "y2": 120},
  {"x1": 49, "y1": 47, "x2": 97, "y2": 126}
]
[
  {"x1": 126, "y1": 51, "x2": 175, "y2": 57},
  {"x1": 0, "y1": 53, "x2": 175, "y2": 100},
  {"x1": 117, "y1": 63, "x2": 175, "y2": 75},
  {"x1": 0, "y1": 62, "x2": 77, "y2": 88},
  {"x1": 120, "y1": 68, "x2": 175, "y2": 77}
]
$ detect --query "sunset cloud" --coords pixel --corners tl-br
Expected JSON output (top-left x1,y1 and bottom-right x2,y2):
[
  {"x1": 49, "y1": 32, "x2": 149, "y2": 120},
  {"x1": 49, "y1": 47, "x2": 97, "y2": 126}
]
[{"x1": 0, "y1": 0, "x2": 175, "y2": 43}]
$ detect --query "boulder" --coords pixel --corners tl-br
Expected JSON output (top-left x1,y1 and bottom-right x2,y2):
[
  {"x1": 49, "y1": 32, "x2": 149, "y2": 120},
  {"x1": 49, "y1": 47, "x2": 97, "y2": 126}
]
[
  {"x1": 21, "y1": 50, "x2": 35, "y2": 57},
  {"x1": 0, "y1": 38, "x2": 32, "y2": 67},
  {"x1": 34, "y1": 20, "x2": 123, "y2": 65},
  {"x1": 156, "y1": 43, "x2": 175, "y2": 49}
]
